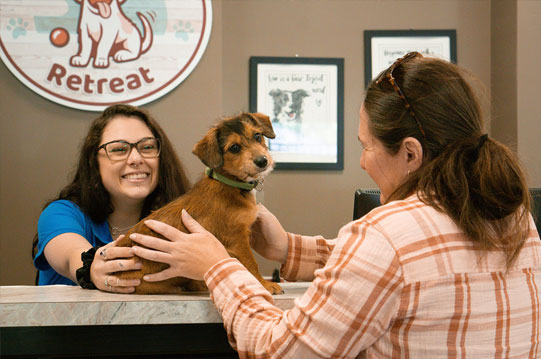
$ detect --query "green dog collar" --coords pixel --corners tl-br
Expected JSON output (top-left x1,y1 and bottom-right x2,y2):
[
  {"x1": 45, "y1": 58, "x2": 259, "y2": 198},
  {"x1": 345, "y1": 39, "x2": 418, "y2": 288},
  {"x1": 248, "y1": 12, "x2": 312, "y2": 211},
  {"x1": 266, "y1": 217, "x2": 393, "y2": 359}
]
[{"x1": 205, "y1": 167, "x2": 261, "y2": 191}]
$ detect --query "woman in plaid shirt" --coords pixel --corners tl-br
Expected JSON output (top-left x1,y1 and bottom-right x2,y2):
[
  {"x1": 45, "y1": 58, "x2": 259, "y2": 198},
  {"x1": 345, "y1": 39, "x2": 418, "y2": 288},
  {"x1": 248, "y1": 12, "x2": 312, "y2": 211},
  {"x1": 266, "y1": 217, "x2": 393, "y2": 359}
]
[{"x1": 131, "y1": 53, "x2": 541, "y2": 358}]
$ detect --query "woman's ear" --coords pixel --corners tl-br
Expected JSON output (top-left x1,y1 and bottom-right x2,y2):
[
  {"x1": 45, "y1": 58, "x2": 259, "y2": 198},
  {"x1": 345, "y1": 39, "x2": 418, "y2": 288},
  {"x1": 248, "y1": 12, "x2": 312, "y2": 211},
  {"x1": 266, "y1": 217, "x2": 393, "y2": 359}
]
[{"x1": 402, "y1": 137, "x2": 423, "y2": 171}]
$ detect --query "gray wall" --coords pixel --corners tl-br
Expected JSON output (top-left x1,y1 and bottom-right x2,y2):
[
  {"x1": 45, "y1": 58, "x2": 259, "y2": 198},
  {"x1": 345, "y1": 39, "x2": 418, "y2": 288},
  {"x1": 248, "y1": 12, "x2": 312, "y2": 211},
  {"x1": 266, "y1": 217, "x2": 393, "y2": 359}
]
[{"x1": 1, "y1": 0, "x2": 539, "y2": 285}]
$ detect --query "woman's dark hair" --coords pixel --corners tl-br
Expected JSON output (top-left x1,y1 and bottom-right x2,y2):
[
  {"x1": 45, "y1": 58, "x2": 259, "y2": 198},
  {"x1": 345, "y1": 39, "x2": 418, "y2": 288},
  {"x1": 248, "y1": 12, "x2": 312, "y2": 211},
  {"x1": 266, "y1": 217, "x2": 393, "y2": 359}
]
[
  {"x1": 364, "y1": 55, "x2": 531, "y2": 270},
  {"x1": 32, "y1": 104, "x2": 190, "y2": 266}
]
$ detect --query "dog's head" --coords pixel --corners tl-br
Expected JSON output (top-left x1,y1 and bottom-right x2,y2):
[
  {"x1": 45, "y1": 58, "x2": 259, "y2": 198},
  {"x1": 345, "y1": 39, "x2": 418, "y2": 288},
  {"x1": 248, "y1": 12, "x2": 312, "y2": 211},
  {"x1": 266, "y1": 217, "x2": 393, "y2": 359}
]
[
  {"x1": 77, "y1": 0, "x2": 122, "y2": 19},
  {"x1": 290, "y1": 89, "x2": 309, "y2": 114},
  {"x1": 192, "y1": 113, "x2": 276, "y2": 182},
  {"x1": 269, "y1": 89, "x2": 289, "y2": 116}
]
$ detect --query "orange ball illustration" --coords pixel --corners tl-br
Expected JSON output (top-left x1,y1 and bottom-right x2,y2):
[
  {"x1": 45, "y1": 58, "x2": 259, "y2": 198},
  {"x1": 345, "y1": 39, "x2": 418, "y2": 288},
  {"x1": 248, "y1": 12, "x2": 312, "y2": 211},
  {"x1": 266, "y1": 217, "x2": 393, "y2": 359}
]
[{"x1": 50, "y1": 28, "x2": 69, "y2": 47}]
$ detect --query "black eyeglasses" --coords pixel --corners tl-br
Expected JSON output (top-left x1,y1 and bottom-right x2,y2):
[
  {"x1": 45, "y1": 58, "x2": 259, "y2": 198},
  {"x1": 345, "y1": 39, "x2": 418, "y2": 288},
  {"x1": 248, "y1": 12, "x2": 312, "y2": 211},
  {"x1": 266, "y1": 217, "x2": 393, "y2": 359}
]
[
  {"x1": 379, "y1": 51, "x2": 426, "y2": 138},
  {"x1": 98, "y1": 137, "x2": 161, "y2": 161}
]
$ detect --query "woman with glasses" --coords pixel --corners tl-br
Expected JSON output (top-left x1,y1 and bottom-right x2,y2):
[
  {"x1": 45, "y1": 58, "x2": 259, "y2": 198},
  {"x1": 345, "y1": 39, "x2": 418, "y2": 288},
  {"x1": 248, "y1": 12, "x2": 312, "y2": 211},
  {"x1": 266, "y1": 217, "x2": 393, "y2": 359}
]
[
  {"x1": 32, "y1": 104, "x2": 190, "y2": 293},
  {"x1": 128, "y1": 53, "x2": 540, "y2": 357}
]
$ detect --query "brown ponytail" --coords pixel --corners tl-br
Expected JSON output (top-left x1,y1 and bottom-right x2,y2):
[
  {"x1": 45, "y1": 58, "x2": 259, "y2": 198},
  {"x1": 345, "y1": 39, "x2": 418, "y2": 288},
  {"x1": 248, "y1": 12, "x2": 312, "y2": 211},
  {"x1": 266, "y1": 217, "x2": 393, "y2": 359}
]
[{"x1": 365, "y1": 55, "x2": 531, "y2": 270}]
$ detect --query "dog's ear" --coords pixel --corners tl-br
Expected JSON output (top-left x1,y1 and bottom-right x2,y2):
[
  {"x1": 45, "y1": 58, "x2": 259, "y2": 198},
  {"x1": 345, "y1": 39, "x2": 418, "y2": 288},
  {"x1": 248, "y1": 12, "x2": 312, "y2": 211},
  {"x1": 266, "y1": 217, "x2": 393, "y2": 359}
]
[
  {"x1": 250, "y1": 113, "x2": 276, "y2": 139},
  {"x1": 192, "y1": 127, "x2": 224, "y2": 168},
  {"x1": 269, "y1": 89, "x2": 282, "y2": 97}
]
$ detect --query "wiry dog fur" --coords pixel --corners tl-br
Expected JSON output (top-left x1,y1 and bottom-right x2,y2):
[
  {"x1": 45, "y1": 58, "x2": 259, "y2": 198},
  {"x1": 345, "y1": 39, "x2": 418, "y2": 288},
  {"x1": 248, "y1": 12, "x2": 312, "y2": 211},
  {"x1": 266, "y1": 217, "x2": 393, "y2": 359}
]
[{"x1": 114, "y1": 113, "x2": 283, "y2": 295}]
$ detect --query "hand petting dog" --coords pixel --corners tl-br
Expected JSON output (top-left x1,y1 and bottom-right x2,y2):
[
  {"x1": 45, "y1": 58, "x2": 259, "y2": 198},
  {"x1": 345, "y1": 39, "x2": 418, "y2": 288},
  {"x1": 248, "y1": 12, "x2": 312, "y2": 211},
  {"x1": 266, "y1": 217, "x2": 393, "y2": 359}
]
[
  {"x1": 130, "y1": 210, "x2": 229, "y2": 282},
  {"x1": 250, "y1": 204, "x2": 289, "y2": 264},
  {"x1": 90, "y1": 235, "x2": 142, "y2": 293}
]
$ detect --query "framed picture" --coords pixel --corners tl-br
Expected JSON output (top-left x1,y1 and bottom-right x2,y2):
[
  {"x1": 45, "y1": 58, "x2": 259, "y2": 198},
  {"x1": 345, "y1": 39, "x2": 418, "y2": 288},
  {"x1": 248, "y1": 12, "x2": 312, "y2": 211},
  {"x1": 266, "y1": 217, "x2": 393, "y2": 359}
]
[
  {"x1": 364, "y1": 29, "x2": 457, "y2": 87},
  {"x1": 250, "y1": 57, "x2": 344, "y2": 170}
]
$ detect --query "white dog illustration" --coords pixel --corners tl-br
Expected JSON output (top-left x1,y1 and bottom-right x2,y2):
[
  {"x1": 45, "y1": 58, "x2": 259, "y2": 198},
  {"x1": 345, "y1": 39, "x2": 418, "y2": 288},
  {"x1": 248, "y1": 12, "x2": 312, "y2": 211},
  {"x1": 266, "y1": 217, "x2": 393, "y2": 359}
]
[
  {"x1": 269, "y1": 89, "x2": 309, "y2": 125},
  {"x1": 71, "y1": 0, "x2": 153, "y2": 68}
]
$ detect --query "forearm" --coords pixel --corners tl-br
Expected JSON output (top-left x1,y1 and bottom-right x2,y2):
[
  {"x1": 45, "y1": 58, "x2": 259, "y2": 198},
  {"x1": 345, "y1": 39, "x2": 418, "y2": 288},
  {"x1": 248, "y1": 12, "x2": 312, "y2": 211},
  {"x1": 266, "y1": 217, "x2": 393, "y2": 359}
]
[
  {"x1": 43, "y1": 233, "x2": 93, "y2": 282},
  {"x1": 206, "y1": 259, "x2": 314, "y2": 358},
  {"x1": 280, "y1": 232, "x2": 335, "y2": 282},
  {"x1": 66, "y1": 251, "x2": 86, "y2": 282}
]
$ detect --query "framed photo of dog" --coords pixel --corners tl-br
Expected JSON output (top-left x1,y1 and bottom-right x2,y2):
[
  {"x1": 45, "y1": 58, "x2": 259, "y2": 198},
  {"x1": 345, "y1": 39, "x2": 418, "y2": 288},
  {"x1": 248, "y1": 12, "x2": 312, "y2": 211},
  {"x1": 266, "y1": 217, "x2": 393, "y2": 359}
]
[
  {"x1": 364, "y1": 29, "x2": 457, "y2": 87},
  {"x1": 250, "y1": 56, "x2": 344, "y2": 170}
]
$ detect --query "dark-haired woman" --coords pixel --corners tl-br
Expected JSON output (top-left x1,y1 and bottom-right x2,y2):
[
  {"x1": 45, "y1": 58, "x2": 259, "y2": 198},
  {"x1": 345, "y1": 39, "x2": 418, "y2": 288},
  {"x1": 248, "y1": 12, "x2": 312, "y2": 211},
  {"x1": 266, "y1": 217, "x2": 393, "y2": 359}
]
[
  {"x1": 127, "y1": 54, "x2": 540, "y2": 357},
  {"x1": 33, "y1": 104, "x2": 190, "y2": 293}
]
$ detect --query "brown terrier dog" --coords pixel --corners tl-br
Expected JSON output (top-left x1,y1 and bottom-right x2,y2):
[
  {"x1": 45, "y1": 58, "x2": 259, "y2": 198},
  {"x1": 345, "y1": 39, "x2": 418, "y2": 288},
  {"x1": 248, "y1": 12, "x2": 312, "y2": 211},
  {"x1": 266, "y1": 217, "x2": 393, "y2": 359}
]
[{"x1": 114, "y1": 112, "x2": 283, "y2": 295}]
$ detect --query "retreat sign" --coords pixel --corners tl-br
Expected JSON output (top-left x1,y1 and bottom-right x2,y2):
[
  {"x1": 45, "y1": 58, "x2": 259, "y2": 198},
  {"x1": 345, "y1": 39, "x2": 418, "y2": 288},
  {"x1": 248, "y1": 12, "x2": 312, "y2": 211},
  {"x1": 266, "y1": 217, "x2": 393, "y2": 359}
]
[{"x1": 0, "y1": 0, "x2": 212, "y2": 111}]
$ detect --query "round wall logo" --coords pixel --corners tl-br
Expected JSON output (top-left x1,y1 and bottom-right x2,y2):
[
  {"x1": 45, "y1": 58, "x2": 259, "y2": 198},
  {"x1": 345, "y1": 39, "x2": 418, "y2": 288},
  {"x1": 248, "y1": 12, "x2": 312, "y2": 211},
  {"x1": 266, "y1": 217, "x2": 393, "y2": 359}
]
[{"x1": 0, "y1": 0, "x2": 212, "y2": 111}]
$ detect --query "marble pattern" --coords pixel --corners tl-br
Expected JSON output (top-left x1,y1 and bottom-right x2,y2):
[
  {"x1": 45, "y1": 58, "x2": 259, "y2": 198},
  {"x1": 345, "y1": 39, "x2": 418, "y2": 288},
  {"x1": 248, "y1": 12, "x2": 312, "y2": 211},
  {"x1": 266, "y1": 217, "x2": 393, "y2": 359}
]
[{"x1": 0, "y1": 283, "x2": 310, "y2": 327}]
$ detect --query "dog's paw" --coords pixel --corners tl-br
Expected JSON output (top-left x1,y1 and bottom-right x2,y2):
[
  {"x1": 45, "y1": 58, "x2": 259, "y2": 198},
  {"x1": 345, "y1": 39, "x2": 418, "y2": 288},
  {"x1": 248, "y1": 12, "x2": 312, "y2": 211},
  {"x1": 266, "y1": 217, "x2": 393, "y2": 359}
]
[
  {"x1": 114, "y1": 50, "x2": 137, "y2": 63},
  {"x1": 94, "y1": 57, "x2": 109, "y2": 68},
  {"x1": 263, "y1": 280, "x2": 284, "y2": 295},
  {"x1": 7, "y1": 18, "x2": 28, "y2": 39},
  {"x1": 70, "y1": 55, "x2": 89, "y2": 67}
]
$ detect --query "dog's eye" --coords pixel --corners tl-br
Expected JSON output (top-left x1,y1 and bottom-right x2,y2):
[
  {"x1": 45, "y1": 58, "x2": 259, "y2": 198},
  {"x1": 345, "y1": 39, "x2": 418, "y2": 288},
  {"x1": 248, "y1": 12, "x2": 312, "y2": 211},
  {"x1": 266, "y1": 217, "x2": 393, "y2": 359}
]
[
  {"x1": 254, "y1": 133, "x2": 262, "y2": 142},
  {"x1": 229, "y1": 144, "x2": 241, "y2": 154}
]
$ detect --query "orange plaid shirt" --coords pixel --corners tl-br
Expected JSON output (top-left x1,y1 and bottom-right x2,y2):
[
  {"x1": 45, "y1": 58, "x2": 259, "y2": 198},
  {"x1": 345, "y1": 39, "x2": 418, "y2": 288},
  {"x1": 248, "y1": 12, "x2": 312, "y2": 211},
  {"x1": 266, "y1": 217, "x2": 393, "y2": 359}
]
[{"x1": 205, "y1": 195, "x2": 541, "y2": 358}]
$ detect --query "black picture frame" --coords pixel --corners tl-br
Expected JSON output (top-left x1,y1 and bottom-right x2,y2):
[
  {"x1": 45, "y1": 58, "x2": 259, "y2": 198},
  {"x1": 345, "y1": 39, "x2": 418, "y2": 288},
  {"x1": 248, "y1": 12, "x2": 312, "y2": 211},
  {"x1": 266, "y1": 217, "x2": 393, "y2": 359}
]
[
  {"x1": 250, "y1": 56, "x2": 344, "y2": 170},
  {"x1": 364, "y1": 29, "x2": 457, "y2": 87}
]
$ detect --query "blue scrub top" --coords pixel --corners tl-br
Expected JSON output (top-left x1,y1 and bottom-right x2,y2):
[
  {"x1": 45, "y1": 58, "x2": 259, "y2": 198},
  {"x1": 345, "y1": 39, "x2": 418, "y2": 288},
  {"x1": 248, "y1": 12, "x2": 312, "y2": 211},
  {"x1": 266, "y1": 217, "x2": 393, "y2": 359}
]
[{"x1": 34, "y1": 200, "x2": 112, "y2": 285}]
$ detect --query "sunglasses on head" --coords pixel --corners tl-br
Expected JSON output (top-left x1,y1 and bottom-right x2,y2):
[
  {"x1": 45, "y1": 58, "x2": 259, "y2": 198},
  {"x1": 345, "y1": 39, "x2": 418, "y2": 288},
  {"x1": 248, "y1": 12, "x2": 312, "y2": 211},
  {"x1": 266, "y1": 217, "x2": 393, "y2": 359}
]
[{"x1": 377, "y1": 51, "x2": 426, "y2": 139}]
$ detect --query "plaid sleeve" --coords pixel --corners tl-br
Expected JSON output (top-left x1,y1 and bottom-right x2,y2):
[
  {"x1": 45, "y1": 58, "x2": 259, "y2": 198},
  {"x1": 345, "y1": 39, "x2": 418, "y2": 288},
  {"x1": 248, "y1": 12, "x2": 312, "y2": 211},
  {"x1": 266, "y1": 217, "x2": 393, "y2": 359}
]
[
  {"x1": 280, "y1": 232, "x2": 335, "y2": 282},
  {"x1": 204, "y1": 219, "x2": 403, "y2": 358}
]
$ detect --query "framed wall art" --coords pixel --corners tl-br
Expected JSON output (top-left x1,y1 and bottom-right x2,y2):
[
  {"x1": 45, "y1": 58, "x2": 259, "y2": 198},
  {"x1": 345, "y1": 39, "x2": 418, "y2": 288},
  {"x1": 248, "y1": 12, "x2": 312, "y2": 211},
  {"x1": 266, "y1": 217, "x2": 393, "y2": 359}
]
[
  {"x1": 364, "y1": 29, "x2": 457, "y2": 87},
  {"x1": 249, "y1": 56, "x2": 344, "y2": 170}
]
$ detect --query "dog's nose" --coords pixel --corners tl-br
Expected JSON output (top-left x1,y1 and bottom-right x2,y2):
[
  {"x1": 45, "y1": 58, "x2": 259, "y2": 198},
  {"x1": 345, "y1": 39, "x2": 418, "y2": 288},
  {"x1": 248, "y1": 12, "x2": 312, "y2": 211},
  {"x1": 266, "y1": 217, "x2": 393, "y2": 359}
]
[{"x1": 254, "y1": 156, "x2": 268, "y2": 168}]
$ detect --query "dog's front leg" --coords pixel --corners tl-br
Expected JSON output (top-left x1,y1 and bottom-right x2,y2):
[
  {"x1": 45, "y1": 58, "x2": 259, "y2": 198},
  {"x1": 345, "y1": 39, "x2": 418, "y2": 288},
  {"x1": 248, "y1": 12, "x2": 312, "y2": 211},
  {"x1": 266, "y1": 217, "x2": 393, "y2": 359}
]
[
  {"x1": 227, "y1": 243, "x2": 283, "y2": 295},
  {"x1": 94, "y1": 30, "x2": 117, "y2": 68},
  {"x1": 70, "y1": 24, "x2": 93, "y2": 67}
]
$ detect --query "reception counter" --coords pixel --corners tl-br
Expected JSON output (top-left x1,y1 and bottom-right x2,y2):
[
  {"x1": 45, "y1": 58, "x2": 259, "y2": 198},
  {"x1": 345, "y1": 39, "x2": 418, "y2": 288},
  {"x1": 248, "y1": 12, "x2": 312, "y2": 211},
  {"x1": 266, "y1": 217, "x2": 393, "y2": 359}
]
[{"x1": 0, "y1": 283, "x2": 309, "y2": 358}]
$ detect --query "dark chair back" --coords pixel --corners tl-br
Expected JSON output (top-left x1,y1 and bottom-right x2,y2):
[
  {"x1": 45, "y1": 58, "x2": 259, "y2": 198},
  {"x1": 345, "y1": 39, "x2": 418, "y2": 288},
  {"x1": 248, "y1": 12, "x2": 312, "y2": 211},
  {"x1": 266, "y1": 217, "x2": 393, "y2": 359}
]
[
  {"x1": 353, "y1": 189, "x2": 381, "y2": 220},
  {"x1": 531, "y1": 188, "x2": 541, "y2": 232}
]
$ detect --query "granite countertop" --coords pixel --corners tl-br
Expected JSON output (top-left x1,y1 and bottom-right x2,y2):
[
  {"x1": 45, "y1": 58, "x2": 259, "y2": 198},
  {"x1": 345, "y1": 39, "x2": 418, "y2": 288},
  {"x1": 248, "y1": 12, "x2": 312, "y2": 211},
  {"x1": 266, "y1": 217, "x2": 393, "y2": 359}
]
[{"x1": 0, "y1": 283, "x2": 310, "y2": 327}]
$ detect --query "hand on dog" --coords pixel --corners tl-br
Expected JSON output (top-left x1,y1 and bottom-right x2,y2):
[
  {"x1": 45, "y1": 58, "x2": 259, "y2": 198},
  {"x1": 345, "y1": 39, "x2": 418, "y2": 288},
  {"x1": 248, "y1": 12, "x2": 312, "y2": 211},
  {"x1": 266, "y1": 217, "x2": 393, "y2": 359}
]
[
  {"x1": 130, "y1": 210, "x2": 230, "y2": 281},
  {"x1": 91, "y1": 235, "x2": 142, "y2": 293},
  {"x1": 250, "y1": 204, "x2": 288, "y2": 264}
]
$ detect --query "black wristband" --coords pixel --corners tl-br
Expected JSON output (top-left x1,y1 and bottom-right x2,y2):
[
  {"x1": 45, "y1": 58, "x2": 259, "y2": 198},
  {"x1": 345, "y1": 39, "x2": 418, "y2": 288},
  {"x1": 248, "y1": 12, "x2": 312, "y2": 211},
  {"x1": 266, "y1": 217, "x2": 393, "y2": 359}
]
[{"x1": 75, "y1": 247, "x2": 99, "y2": 289}]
